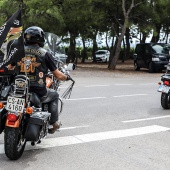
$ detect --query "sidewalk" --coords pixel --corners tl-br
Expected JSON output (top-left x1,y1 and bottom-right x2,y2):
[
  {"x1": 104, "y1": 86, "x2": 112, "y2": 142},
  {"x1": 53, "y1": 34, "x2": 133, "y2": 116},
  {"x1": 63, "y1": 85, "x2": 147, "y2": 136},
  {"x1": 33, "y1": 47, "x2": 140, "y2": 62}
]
[
  {"x1": 76, "y1": 60, "x2": 134, "y2": 71},
  {"x1": 72, "y1": 60, "x2": 163, "y2": 78}
]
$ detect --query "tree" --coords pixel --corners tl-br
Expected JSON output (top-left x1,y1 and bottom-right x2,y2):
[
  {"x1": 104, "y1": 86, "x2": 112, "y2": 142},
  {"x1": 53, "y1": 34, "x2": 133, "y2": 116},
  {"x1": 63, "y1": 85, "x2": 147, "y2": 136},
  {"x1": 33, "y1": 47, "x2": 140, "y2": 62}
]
[{"x1": 108, "y1": 0, "x2": 146, "y2": 70}]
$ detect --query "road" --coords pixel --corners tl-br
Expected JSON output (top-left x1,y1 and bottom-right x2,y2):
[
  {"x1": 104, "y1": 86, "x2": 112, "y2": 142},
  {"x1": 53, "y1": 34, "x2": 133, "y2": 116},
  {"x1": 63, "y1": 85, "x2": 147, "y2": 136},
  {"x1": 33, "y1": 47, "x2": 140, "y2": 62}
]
[{"x1": 0, "y1": 65, "x2": 170, "y2": 170}]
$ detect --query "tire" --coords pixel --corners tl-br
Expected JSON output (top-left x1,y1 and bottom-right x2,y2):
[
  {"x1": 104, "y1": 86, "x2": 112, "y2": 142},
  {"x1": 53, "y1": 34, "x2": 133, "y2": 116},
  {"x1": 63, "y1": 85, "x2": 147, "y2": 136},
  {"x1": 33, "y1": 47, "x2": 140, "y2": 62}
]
[
  {"x1": 149, "y1": 62, "x2": 155, "y2": 73},
  {"x1": 161, "y1": 93, "x2": 170, "y2": 109},
  {"x1": 134, "y1": 61, "x2": 140, "y2": 71},
  {"x1": 4, "y1": 127, "x2": 26, "y2": 160}
]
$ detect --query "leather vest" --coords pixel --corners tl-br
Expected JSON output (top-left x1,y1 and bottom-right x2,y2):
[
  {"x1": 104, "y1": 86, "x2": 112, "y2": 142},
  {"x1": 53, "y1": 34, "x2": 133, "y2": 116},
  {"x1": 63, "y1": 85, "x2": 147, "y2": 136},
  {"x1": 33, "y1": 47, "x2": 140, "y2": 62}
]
[{"x1": 17, "y1": 45, "x2": 48, "y2": 88}]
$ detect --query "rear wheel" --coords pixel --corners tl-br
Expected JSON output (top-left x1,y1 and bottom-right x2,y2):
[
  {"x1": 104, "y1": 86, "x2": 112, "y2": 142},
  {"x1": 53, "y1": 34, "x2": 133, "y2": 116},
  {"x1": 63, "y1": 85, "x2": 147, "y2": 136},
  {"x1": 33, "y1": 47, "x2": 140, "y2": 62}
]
[
  {"x1": 134, "y1": 61, "x2": 140, "y2": 71},
  {"x1": 161, "y1": 93, "x2": 170, "y2": 109},
  {"x1": 4, "y1": 127, "x2": 26, "y2": 160},
  {"x1": 149, "y1": 62, "x2": 155, "y2": 73}
]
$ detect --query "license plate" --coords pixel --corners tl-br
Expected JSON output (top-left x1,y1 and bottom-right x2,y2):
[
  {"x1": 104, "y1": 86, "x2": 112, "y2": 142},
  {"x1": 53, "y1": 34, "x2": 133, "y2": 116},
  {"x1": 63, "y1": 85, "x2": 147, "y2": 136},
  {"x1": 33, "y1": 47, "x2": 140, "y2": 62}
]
[
  {"x1": 158, "y1": 85, "x2": 170, "y2": 93},
  {"x1": 158, "y1": 85, "x2": 163, "y2": 92},
  {"x1": 6, "y1": 96, "x2": 25, "y2": 112}
]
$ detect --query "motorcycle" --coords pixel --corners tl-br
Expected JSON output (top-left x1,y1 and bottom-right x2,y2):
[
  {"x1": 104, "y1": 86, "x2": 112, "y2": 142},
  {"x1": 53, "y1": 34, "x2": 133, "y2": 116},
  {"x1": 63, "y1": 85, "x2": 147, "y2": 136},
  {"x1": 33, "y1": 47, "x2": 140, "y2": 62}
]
[
  {"x1": 0, "y1": 32, "x2": 75, "y2": 160},
  {"x1": 158, "y1": 63, "x2": 170, "y2": 109}
]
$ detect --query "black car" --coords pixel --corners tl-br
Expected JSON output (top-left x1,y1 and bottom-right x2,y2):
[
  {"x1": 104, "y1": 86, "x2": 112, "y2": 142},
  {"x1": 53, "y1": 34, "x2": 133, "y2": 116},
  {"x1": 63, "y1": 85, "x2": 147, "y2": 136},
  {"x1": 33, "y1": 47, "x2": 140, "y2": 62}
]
[{"x1": 133, "y1": 43, "x2": 170, "y2": 73}]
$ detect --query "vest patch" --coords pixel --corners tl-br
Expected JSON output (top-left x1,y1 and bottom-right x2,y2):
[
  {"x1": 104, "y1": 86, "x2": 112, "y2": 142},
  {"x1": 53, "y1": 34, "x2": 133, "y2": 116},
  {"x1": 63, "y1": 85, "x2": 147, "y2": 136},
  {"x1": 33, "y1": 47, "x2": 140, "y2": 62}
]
[{"x1": 17, "y1": 56, "x2": 41, "y2": 73}]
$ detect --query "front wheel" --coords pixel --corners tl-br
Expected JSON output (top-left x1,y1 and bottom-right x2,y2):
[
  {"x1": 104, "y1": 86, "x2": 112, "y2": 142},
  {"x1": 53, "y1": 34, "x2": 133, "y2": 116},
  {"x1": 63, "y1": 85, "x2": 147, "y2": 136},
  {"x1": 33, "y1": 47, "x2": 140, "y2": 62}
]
[
  {"x1": 134, "y1": 61, "x2": 140, "y2": 71},
  {"x1": 149, "y1": 62, "x2": 155, "y2": 73},
  {"x1": 161, "y1": 93, "x2": 170, "y2": 109},
  {"x1": 4, "y1": 127, "x2": 26, "y2": 160}
]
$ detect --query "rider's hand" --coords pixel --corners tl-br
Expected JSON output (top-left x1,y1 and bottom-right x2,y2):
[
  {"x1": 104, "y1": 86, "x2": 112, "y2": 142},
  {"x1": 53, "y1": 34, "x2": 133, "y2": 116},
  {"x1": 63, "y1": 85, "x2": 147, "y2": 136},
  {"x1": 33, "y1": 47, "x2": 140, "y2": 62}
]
[{"x1": 66, "y1": 74, "x2": 72, "y2": 81}]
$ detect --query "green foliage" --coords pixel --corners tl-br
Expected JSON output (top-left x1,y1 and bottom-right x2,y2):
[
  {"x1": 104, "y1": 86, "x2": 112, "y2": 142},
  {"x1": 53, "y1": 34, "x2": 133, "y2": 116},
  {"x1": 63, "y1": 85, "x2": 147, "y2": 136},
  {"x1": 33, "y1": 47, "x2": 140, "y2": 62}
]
[{"x1": 0, "y1": 0, "x2": 170, "y2": 64}]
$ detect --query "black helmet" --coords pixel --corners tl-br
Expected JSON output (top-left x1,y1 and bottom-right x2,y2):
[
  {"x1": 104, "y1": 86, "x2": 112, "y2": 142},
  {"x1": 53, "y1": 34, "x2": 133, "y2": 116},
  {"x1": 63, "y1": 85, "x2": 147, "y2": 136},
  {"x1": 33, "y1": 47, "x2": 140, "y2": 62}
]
[{"x1": 24, "y1": 26, "x2": 45, "y2": 47}]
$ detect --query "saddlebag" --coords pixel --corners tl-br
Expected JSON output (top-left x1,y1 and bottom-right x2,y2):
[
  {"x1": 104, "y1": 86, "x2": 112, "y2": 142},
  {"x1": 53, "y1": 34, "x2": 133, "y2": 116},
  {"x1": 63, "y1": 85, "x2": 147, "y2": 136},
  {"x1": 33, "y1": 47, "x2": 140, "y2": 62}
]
[
  {"x1": 0, "y1": 108, "x2": 7, "y2": 134},
  {"x1": 24, "y1": 111, "x2": 51, "y2": 141},
  {"x1": 0, "y1": 85, "x2": 11, "y2": 100}
]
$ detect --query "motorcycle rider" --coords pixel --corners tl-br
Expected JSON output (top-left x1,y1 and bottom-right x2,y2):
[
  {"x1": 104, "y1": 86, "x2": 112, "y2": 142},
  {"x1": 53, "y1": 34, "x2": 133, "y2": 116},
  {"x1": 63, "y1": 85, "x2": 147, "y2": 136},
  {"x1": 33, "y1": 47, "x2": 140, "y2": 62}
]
[{"x1": 8, "y1": 26, "x2": 72, "y2": 134}]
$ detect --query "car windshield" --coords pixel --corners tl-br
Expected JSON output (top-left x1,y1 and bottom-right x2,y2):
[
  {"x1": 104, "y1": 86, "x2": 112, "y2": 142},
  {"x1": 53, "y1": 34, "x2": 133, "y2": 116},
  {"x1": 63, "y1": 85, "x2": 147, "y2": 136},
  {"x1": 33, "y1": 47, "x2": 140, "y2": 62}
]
[
  {"x1": 163, "y1": 44, "x2": 170, "y2": 54},
  {"x1": 95, "y1": 51, "x2": 106, "y2": 54},
  {"x1": 152, "y1": 44, "x2": 164, "y2": 53}
]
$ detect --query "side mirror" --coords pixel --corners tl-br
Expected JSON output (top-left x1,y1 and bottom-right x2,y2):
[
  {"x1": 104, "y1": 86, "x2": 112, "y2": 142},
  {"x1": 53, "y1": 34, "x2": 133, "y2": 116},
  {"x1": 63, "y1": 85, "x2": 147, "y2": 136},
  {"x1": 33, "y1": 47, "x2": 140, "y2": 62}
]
[{"x1": 67, "y1": 63, "x2": 76, "y2": 71}]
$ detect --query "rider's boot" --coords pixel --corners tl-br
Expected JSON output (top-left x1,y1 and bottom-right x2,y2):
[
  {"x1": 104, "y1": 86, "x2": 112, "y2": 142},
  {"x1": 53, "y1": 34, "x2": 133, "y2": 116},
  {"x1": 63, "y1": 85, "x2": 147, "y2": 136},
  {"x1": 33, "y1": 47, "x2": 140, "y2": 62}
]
[{"x1": 48, "y1": 120, "x2": 61, "y2": 134}]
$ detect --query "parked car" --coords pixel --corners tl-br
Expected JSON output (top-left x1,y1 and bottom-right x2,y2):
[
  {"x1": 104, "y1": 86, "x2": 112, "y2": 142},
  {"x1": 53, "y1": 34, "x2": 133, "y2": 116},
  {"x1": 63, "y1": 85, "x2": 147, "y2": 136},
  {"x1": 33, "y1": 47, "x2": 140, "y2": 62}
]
[
  {"x1": 55, "y1": 52, "x2": 68, "y2": 63},
  {"x1": 133, "y1": 43, "x2": 170, "y2": 73},
  {"x1": 94, "y1": 50, "x2": 110, "y2": 62},
  {"x1": 46, "y1": 49, "x2": 68, "y2": 63}
]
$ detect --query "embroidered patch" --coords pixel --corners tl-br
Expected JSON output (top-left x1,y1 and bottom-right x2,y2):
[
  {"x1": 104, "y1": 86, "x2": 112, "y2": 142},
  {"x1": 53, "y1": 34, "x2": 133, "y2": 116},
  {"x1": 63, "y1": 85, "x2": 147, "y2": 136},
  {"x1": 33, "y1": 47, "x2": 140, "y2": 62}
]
[
  {"x1": 38, "y1": 78, "x2": 44, "y2": 85},
  {"x1": 39, "y1": 72, "x2": 43, "y2": 78}
]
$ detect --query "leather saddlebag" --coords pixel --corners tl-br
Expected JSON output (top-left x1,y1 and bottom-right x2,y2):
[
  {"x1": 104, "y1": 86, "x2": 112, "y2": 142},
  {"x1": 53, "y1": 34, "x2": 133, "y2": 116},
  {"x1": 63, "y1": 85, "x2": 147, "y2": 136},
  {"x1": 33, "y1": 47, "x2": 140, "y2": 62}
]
[{"x1": 24, "y1": 111, "x2": 51, "y2": 141}]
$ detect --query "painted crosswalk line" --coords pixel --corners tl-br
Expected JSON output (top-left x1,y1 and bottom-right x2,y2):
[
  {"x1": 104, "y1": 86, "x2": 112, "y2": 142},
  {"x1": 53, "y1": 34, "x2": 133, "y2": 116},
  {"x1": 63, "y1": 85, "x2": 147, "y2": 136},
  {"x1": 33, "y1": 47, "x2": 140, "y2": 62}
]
[{"x1": 0, "y1": 125, "x2": 169, "y2": 154}]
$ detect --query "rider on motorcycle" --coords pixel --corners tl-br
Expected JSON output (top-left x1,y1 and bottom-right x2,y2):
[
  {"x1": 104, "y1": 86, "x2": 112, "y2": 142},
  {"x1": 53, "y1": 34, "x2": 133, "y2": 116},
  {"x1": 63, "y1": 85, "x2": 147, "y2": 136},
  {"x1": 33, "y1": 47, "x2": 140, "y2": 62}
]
[{"x1": 8, "y1": 26, "x2": 72, "y2": 134}]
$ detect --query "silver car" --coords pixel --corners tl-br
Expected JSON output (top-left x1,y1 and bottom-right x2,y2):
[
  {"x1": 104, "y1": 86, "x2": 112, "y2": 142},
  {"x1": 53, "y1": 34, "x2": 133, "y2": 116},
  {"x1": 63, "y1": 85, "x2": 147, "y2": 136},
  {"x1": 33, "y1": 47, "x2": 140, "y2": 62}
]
[{"x1": 95, "y1": 50, "x2": 110, "y2": 62}]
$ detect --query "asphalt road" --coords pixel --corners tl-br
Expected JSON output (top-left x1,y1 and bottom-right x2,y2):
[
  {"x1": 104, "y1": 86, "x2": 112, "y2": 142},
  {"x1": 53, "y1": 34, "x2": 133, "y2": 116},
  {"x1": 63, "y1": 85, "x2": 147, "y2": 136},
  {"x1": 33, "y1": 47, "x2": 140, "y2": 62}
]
[{"x1": 0, "y1": 64, "x2": 170, "y2": 170}]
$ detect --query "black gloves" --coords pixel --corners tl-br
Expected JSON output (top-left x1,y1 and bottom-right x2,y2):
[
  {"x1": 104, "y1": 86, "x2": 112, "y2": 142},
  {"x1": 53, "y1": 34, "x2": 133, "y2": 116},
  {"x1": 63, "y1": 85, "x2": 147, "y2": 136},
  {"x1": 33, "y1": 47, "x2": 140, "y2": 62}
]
[{"x1": 66, "y1": 74, "x2": 72, "y2": 81}]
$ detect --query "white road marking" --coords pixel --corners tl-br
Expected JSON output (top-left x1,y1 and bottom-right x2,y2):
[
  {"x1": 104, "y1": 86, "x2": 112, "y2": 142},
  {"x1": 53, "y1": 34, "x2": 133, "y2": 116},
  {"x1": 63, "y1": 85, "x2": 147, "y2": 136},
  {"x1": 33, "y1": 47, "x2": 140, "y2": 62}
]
[
  {"x1": 122, "y1": 115, "x2": 170, "y2": 123},
  {"x1": 0, "y1": 125, "x2": 169, "y2": 154},
  {"x1": 66, "y1": 97, "x2": 106, "y2": 101},
  {"x1": 113, "y1": 94, "x2": 148, "y2": 97},
  {"x1": 85, "y1": 85, "x2": 110, "y2": 87},
  {"x1": 60, "y1": 83, "x2": 157, "y2": 89},
  {"x1": 66, "y1": 94, "x2": 148, "y2": 101},
  {"x1": 60, "y1": 125, "x2": 89, "y2": 130},
  {"x1": 114, "y1": 84, "x2": 132, "y2": 86}
]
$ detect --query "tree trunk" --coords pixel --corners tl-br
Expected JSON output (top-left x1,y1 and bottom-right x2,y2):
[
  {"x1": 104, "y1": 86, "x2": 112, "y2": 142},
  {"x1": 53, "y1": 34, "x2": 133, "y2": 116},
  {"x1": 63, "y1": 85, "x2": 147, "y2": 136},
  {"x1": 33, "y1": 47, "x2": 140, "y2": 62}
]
[
  {"x1": 68, "y1": 33, "x2": 76, "y2": 63},
  {"x1": 108, "y1": 36, "x2": 116, "y2": 68},
  {"x1": 122, "y1": 38, "x2": 125, "y2": 62},
  {"x1": 106, "y1": 31, "x2": 109, "y2": 49},
  {"x1": 151, "y1": 24, "x2": 161, "y2": 43},
  {"x1": 141, "y1": 32, "x2": 147, "y2": 43},
  {"x1": 81, "y1": 37, "x2": 87, "y2": 63},
  {"x1": 125, "y1": 28, "x2": 130, "y2": 60},
  {"x1": 92, "y1": 31, "x2": 98, "y2": 63},
  {"x1": 108, "y1": 22, "x2": 127, "y2": 70},
  {"x1": 108, "y1": 0, "x2": 137, "y2": 69}
]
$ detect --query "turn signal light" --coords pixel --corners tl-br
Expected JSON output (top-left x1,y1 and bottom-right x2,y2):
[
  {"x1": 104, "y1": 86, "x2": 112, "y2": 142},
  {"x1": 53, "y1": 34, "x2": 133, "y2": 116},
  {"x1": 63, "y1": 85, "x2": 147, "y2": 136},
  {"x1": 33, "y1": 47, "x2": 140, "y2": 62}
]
[
  {"x1": 0, "y1": 102, "x2": 4, "y2": 109},
  {"x1": 26, "y1": 107, "x2": 33, "y2": 114},
  {"x1": 0, "y1": 69, "x2": 4, "y2": 73}
]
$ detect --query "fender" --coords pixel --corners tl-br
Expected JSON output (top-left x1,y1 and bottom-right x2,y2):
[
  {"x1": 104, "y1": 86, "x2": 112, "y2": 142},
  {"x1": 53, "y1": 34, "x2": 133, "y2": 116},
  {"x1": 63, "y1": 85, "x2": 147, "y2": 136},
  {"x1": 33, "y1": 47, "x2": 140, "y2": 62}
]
[{"x1": 5, "y1": 118, "x2": 20, "y2": 128}]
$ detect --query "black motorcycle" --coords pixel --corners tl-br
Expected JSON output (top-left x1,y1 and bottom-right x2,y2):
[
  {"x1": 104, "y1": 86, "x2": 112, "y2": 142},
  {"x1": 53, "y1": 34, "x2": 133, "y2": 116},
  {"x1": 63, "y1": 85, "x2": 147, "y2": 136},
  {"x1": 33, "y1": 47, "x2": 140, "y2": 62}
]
[
  {"x1": 158, "y1": 63, "x2": 170, "y2": 109},
  {"x1": 0, "y1": 33, "x2": 75, "y2": 160}
]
